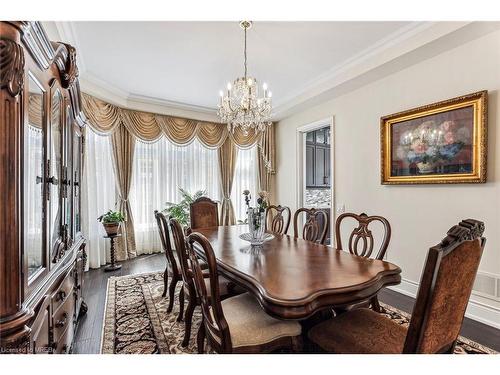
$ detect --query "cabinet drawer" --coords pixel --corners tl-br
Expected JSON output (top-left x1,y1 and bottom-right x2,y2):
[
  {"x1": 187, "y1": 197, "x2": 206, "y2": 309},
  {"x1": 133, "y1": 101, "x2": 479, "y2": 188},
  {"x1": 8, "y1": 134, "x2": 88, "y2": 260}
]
[
  {"x1": 52, "y1": 270, "x2": 75, "y2": 312},
  {"x1": 52, "y1": 291, "x2": 75, "y2": 342},
  {"x1": 55, "y1": 321, "x2": 74, "y2": 354}
]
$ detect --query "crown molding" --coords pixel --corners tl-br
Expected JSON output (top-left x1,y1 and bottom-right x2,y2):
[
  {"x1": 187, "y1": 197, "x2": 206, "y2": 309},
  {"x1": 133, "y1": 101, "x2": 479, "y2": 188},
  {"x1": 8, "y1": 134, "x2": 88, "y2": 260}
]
[
  {"x1": 52, "y1": 21, "x2": 500, "y2": 123},
  {"x1": 80, "y1": 71, "x2": 219, "y2": 122},
  {"x1": 127, "y1": 93, "x2": 217, "y2": 115},
  {"x1": 273, "y1": 21, "x2": 500, "y2": 120},
  {"x1": 272, "y1": 21, "x2": 471, "y2": 118}
]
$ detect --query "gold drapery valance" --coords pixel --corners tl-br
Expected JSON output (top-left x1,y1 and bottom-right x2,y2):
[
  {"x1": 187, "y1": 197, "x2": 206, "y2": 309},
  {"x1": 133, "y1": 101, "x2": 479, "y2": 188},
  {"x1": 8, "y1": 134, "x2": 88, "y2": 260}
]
[
  {"x1": 80, "y1": 93, "x2": 275, "y2": 173},
  {"x1": 82, "y1": 94, "x2": 121, "y2": 135}
]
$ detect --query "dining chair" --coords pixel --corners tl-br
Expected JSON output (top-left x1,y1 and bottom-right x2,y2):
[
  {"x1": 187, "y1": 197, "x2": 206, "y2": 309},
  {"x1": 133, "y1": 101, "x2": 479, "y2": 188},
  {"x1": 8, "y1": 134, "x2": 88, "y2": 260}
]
[
  {"x1": 190, "y1": 197, "x2": 219, "y2": 230},
  {"x1": 170, "y1": 218, "x2": 238, "y2": 347},
  {"x1": 266, "y1": 205, "x2": 291, "y2": 235},
  {"x1": 293, "y1": 207, "x2": 329, "y2": 244},
  {"x1": 154, "y1": 210, "x2": 181, "y2": 312},
  {"x1": 335, "y1": 212, "x2": 392, "y2": 312},
  {"x1": 186, "y1": 231, "x2": 303, "y2": 354},
  {"x1": 308, "y1": 219, "x2": 485, "y2": 354}
]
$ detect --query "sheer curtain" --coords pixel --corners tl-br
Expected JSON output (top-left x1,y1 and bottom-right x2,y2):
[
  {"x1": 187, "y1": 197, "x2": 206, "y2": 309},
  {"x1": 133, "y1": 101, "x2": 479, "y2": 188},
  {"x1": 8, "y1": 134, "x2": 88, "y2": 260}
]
[
  {"x1": 82, "y1": 128, "x2": 116, "y2": 269},
  {"x1": 231, "y1": 147, "x2": 259, "y2": 222},
  {"x1": 130, "y1": 138, "x2": 221, "y2": 254}
]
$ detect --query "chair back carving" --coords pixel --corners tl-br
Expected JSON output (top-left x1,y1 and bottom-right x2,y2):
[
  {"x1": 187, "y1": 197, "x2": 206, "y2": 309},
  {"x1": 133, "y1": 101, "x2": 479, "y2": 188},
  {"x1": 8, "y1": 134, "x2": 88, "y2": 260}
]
[
  {"x1": 403, "y1": 219, "x2": 485, "y2": 353},
  {"x1": 186, "y1": 232, "x2": 232, "y2": 353},
  {"x1": 169, "y1": 218, "x2": 196, "y2": 292},
  {"x1": 154, "y1": 210, "x2": 179, "y2": 278},
  {"x1": 190, "y1": 197, "x2": 219, "y2": 230},
  {"x1": 266, "y1": 205, "x2": 291, "y2": 235},
  {"x1": 335, "y1": 212, "x2": 391, "y2": 260},
  {"x1": 293, "y1": 208, "x2": 329, "y2": 244}
]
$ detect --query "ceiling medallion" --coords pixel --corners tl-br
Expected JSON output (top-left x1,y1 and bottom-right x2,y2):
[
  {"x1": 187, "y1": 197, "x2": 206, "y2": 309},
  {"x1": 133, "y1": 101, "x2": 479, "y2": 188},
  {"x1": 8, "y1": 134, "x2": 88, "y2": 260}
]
[{"x1": 217, "y1": 21, "x2": 272, "y2": 134}]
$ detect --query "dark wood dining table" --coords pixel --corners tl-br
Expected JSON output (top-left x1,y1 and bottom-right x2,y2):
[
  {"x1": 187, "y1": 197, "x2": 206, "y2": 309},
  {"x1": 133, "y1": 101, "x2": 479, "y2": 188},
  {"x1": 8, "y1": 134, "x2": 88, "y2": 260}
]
[{"x1": 193, "y1": 225, "x2": 401, "y2": 320}]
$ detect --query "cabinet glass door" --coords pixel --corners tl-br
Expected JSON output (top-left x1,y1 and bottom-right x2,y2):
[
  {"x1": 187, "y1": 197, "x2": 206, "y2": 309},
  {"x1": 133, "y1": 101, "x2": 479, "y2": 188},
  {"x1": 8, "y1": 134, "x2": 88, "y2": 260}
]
[
  {"x1": 73, "y1": 130, "x2": 82, "y2": 237},
  {"x1": 25, "y1": 74, "x2": 46, "y2": 280},
  {"x1": 63, "y1": 106, "x2": 73, "y2": 247},
  {"x1": 49, "y1": 89, "x2": 63, "y2": 258}
]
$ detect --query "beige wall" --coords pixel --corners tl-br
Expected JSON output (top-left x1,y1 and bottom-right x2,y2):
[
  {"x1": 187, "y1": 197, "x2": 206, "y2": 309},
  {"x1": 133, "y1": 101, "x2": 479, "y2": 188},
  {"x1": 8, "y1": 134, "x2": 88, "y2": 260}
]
[{"x1": 276, "y1": 30, "x2": 500, "y2": 322}]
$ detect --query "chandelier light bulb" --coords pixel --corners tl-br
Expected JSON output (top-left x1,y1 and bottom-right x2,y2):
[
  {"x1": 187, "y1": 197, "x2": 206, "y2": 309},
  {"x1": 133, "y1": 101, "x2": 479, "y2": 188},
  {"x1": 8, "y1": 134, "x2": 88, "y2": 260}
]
[
  {"x1": 263, "y1": 82, "x2": 268, "y2": 90},
  {"x1": 268, "y1": 91, "x2": 272, "y2": 98},
  {"x1": 247, "y1": 77, "x2": 253, "y2": 86},
  {"x1": 227, "y1": 82, "x2": 232, "y2": 91},
  {"x1": 219, "y1": 90, "x2": 224, "y2": 97}
]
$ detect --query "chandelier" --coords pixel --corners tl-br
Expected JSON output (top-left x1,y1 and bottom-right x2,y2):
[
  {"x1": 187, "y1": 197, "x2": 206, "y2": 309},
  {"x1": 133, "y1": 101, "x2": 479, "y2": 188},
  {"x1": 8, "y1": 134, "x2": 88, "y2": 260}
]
[{"x1": 217, "y1": 21, "x2": 272, "y2": 134}]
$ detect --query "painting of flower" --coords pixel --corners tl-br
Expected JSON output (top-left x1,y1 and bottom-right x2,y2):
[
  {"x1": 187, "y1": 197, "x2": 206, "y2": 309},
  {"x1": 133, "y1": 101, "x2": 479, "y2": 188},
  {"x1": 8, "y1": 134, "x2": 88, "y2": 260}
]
[
  {"x1": 381, "y1": 91, "x2": 487, "y2": 184},
  {"x1": 391, "y1": 107, "x2": 471, "y2": 175}
]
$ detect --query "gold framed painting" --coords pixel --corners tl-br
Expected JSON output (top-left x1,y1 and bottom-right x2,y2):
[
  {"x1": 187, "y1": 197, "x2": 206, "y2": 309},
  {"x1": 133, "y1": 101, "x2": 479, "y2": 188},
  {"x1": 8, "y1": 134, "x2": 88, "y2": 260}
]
[{"x1": 381, "y1": 91, "x2": 487, "y2": 185}]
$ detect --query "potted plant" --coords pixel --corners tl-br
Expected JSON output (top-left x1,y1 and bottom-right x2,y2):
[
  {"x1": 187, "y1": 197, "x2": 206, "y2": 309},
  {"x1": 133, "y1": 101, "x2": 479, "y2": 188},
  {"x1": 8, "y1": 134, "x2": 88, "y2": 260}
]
[
  {"x1": 97, "y1": 210, "x2": 125, "y2": 236},
  {"x1": 163, "y1": 188, "x2": 206, "y2": 227}
]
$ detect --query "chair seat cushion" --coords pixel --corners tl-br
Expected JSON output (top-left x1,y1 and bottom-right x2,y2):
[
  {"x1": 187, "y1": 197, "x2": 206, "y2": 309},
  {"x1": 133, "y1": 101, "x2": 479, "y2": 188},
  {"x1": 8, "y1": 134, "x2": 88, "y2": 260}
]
[
  {"x1": 221, "y1": 293, "x2": 302, "y2": 348},
  {"x1": 308, "y1": 308, "x2": 407, "y2": 354}
]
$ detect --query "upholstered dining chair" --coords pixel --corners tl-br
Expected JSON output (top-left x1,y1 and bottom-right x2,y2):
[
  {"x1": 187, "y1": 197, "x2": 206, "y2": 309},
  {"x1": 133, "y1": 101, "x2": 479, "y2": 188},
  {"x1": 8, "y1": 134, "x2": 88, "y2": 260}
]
[
  {"x1": 308, "y1": 219, "x2": 485, "y2": 354},
  {"x1": 169, "y1": 218, "x2": 238, "y2": 347},
  {"x1": 185, "y1": 231, "x2": 303, "y2": 354},
  {"x1": 154, "y1": 210, "x2": 182, "y2": 312},
  {"x1": 335, "y1": 212, "x2": 392, "y2": 312},
  {"x1": 266, "y1": 205, "x2": 291, "y2": 235},
  {"x1": 190, "y1": 197, "x2": 219, "y2": 230},
  {"x1": 293, "y1": 207, "x2": 329, "y2": 244}
]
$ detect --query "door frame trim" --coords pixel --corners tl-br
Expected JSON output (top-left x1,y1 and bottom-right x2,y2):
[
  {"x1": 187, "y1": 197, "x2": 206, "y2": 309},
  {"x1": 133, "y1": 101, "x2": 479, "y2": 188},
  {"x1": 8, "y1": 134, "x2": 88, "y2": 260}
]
[{"x1": 295, "y1": 116, "x2": 335, "y2": 245}]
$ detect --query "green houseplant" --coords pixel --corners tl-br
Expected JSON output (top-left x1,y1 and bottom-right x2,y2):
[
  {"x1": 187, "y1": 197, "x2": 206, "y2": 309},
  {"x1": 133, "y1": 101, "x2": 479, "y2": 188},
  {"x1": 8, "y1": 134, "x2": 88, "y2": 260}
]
[
  {"x1": 163, "y1": 188, "x2": 206, "y2": 227},
  {"x1": 97, "y1": 210, "x2": 125, "y2": 236}
]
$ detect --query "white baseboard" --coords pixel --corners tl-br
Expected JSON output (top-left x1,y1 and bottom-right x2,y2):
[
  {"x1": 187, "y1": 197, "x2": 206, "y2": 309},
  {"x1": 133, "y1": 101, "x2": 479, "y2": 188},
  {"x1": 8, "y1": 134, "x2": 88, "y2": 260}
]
[{"x1": 387, "y1": 278, "x2": 500, "y2": 329}]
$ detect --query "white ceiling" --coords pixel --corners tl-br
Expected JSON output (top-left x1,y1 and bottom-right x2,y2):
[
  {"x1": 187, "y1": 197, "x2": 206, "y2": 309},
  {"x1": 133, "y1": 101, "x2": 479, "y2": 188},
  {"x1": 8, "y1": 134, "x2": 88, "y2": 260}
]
[
  {"x1": 71, "y1": 22, "x2": 410, "y2": 107},
  {"x1": 45, "y1": 21, "x2": 500, "y2": 120}
]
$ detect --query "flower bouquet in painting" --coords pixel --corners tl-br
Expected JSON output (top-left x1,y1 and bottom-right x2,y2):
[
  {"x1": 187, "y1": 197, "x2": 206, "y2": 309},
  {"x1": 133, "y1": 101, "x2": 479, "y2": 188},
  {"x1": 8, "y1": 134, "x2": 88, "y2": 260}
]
[
  {"x1": 397, "y1": 119, "x2": 469, "y2": 175},
  {"x1": 239, "y1": 190, "x2": 273, "y2": 246}
]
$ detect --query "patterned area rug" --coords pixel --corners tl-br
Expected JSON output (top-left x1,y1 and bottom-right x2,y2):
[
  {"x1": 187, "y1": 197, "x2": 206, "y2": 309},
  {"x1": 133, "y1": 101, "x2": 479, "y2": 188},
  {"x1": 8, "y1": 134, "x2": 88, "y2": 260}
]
[{"x1": 101, "y1": 272, "x2": 497, "y2": 354}]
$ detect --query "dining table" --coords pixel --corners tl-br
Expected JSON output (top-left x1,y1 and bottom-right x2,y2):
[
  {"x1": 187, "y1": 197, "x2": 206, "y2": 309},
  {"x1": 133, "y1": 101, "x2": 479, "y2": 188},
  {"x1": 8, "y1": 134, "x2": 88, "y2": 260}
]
[{"x1": 193, "y1": 225, "x2": 402, "y2": 320}]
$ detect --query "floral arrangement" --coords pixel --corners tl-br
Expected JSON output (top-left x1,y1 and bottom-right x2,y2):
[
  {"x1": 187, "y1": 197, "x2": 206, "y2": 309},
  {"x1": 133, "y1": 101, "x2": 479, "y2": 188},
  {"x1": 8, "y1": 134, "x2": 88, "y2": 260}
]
[
  {"x1": 243, "y1": 190, "x2": 268, "y2": 212},
  {"x1": 243, "y1": 190, "x2": 268, "y2": 232},
  {"x1": 397, "y1": 120, "x2": 469, "y2": 168}
]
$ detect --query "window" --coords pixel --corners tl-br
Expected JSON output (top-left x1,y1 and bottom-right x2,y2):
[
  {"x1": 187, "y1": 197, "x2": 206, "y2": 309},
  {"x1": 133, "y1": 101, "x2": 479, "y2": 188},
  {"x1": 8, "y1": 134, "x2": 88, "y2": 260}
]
[
  {"x1": 231, "y1": 147, "x2": 258, "y2": 222},
  {"x1": 83, "y1": 133, "x2": 259, "y2": 263},
  {"x1": 130, "y1": 138, "x2": 221, "y2": 253}
]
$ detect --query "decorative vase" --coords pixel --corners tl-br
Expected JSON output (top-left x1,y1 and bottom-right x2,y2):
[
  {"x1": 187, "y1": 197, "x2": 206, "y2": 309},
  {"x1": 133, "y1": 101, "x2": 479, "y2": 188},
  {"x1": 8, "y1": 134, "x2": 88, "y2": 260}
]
[
  {"x1": 103, "y1": 222, "x2": 120, "y2": 236},
  {"x1": 248, "y1": 208, "x2": 266, "y2": 243},
  {"x1": 417, "y1": 161, "x2": 436, "y2": 174}
]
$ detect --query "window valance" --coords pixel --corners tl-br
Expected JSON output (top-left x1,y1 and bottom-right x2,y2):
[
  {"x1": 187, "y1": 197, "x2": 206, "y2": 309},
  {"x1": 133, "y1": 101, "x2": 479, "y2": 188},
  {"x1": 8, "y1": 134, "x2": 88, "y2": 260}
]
[
  {"x1": 80, "y1": 93, "x2": 275, "y2": 174},
  {"x1": 82, "y1": 93, "x2": 261, "y2": 147}
]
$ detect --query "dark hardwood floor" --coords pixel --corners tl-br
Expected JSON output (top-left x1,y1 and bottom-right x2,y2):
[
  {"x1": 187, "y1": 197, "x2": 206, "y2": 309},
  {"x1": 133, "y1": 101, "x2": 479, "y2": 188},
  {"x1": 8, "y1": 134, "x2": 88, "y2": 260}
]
[
  {"x1": 73, "y1": 253, "x2": 500, "y2": 354},
  {"x1": 72, "y1": 253, "x2": 165, "y2": 354}
]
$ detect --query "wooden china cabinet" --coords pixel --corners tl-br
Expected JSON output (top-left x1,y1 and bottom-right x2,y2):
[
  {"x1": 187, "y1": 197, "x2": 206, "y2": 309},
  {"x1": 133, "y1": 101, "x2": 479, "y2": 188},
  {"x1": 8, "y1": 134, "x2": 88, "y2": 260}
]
[{"x1": 0, "y1": 21, "x2": 87, "y2": 354}]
